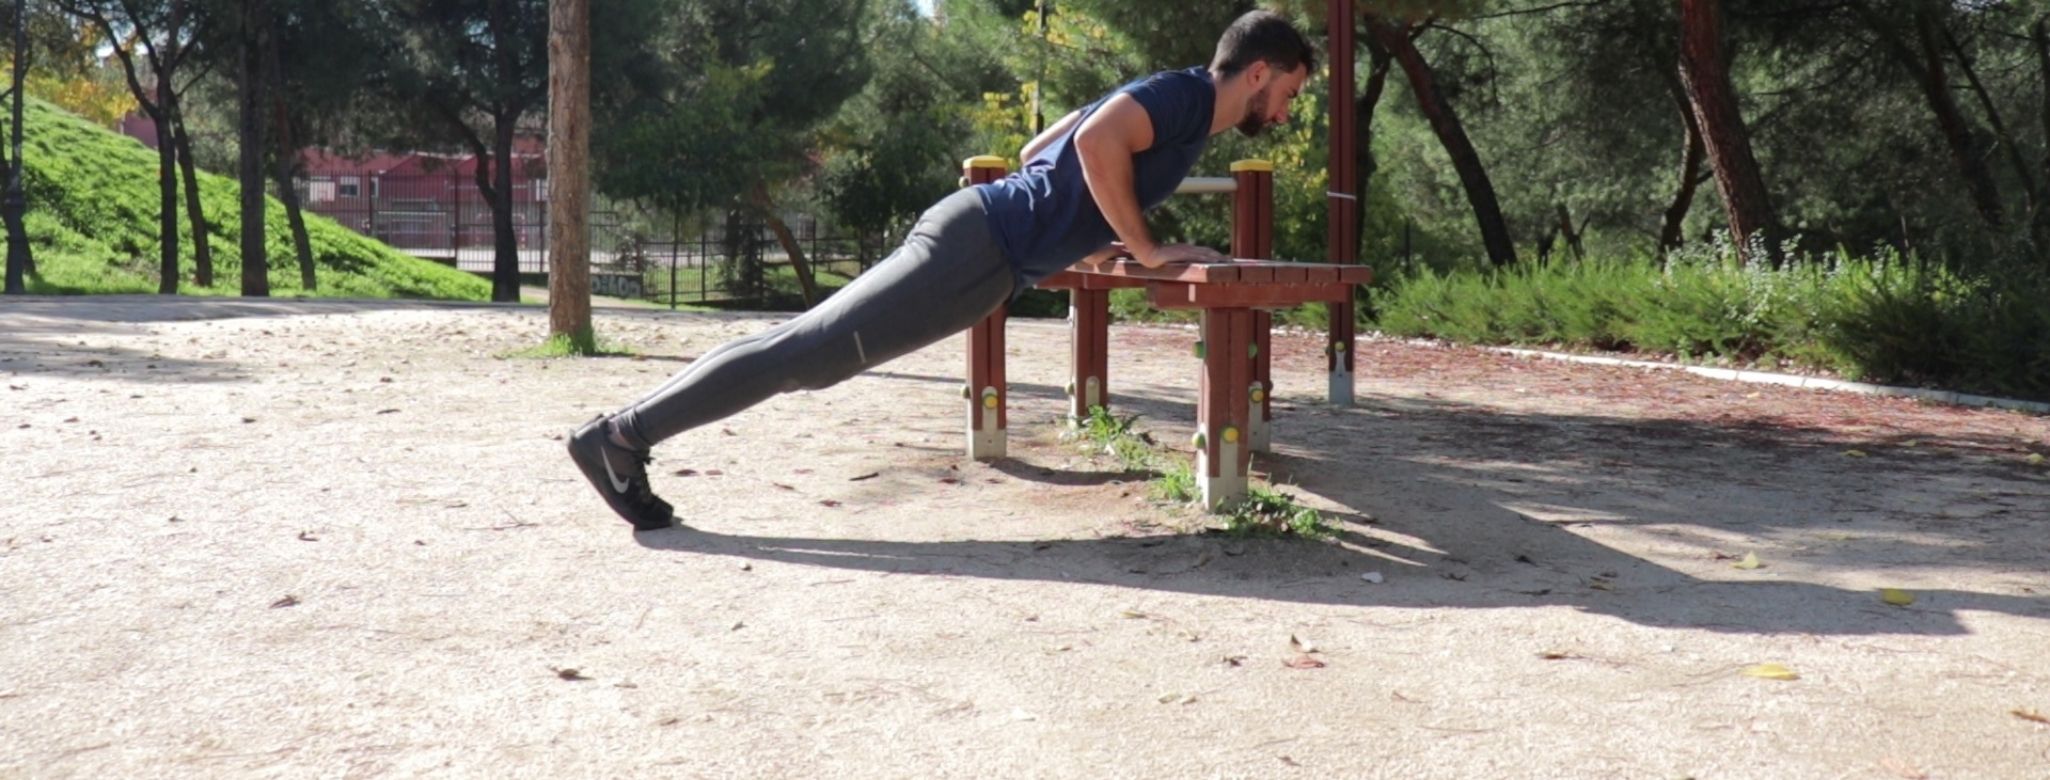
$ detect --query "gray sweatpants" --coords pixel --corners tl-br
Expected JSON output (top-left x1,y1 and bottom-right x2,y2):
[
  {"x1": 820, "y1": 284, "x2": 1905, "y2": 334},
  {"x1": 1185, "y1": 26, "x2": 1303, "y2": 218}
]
[{"x1": 613, "y1": 188, "x2": 1015, "y2": 448}]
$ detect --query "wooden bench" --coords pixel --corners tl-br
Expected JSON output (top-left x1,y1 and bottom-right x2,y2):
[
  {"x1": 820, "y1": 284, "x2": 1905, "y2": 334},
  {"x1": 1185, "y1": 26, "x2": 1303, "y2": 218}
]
[{"x1": 959, "y1": 157, "x2": 1373, "y2": 509}]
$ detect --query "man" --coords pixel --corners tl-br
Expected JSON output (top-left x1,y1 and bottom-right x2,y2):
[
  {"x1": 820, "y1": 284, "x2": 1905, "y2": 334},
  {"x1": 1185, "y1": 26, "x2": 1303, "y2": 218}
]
[{"x1": 569, "y1": 10, "x2": 1316, "y2": 531}]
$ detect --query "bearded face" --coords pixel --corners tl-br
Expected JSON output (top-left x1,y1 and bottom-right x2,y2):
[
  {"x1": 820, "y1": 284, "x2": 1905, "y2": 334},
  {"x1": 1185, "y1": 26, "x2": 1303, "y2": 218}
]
[{"x1": 1236, "y1": 85, "x2": 1273, "y2": 137}]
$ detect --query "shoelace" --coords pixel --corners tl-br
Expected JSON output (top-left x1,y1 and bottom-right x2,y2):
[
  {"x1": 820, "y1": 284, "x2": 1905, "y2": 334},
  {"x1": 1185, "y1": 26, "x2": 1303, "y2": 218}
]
[{"x1": 628, "y1": 452, "x2": 658, "y2": 504}]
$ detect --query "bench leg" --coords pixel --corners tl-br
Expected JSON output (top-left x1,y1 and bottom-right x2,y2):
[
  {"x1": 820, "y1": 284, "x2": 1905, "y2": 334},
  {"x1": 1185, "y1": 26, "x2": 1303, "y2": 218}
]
[
  {"x1": 1249, "y1": 310, "x2": 1273, "y2": 453},
  {"x1": 1068, "y1": 288, "x2": 1110, "y2": 425},
  {"x1": 1196, "y1": 307, "x2": 1254, "y2": 510},
  {"x1": 1328, "y1": 293, "x2": 1356, "y2": 407},
  {"x1": 966, "y1": 305, "x2": 1008, "y2": 459}
]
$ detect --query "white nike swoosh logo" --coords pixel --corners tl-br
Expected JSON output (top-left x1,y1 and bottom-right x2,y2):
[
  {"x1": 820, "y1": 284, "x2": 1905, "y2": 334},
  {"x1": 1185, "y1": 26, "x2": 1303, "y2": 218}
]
[{"x1": 601, "y1": 451, "x2": 632, "y2": 493}]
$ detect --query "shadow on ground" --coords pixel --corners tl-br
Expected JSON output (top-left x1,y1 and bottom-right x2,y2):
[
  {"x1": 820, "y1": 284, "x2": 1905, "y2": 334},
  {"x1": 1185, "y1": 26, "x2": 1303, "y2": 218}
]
[{"x1": 638, "y1": 385, "x2": 2050, "y2": 639}]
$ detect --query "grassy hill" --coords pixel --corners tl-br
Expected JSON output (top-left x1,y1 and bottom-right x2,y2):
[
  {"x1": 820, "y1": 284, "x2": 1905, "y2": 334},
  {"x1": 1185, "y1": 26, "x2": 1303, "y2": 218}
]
[{"x1": 12, "y1": 98, "x2": 487, "y2": 300}]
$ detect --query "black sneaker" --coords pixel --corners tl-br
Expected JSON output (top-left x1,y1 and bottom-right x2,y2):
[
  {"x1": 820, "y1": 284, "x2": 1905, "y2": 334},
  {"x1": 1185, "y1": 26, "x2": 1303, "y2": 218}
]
[{"x1": 566, "y1": 416, "x2": 675, "y2": 531}]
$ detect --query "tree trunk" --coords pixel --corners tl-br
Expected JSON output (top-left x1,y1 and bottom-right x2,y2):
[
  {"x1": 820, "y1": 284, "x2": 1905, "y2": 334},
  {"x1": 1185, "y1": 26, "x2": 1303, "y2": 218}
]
[
  {"x1": 171, "y1": 115, "x2": 213, "y2": 287},
  {"x1": 2033, "y1": 17, "x2": 2050, "y2": 252},
  {"x1": 1677, "y1": 0, "x2": 1781, "y2": 267},
  {"x1": 6, "y1": 0, "x2": 33, "y2": 290},
  {"x1": 272, "y1": 155, "x2": 314, "y2": 291},
  {"x1": 156, "y1": 70, "x2": 180, "y2": 293},
  {"x1": 1862, "y1": 7, "x2": 2006, "y2": 228},
  {"x1": 1555, "y1": 203, "x2": 1583, "y2": 260},
  {"x1": 264, "y1": 27, "x2": 313, "y2": 290},
  {"x1": 1943, "y1": 25, "x2": 2037, "y2": 209},
  {"x1": 546, "y1": 0, "x2": 594, "y2": 348},
  {"x1": 238, "y1": 0, "x2": 269, "y2": 296},
  {"x1": 1659, "y1": 67, "x2": 1708, "y2": 256},
  {"x1": 747, "y1": 184, "x2": 820, "y2": 308},
  {"x1": 1368, "y1": 16, "x2": 1518, "y2": 266},
  {"x1": 489, "y1": 116, "x2": 520, "y2": 303},
  {"x1": 1351, "y1": 23, "x2": 1393, "y2": 263}
]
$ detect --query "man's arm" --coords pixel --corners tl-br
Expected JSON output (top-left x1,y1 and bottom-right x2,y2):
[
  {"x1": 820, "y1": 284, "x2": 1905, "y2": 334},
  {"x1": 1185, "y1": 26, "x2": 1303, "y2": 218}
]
[
  {"x1": 1073, "y1": 95, "x2": 1225, "y2": 269},
  {"x1": 1020, "y1": 110, "x2": 1082, "y2": 163}
]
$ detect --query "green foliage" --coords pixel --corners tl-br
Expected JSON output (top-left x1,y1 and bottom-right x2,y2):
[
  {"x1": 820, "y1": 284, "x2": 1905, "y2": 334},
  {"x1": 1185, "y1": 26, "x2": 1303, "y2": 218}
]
[
  {"x1": 1372, "y1": 249, "x2": 2050, "y2": 402},
  {"x1": 1076, "y1": 405, "x2": 1153, "y2": 473},
  {"x1": 597, "y1": 0, "x2": 871, "y2": 216},
  {"x1": 1151, "y1": 459, "x2": 1197, "y2": 503},
  {"x1": 1219, "y1": 484, "x2": 1329, "y2": 539},
  {"x1": 503, "y1": 333, "x2": 633, "y2": 359},
  {"x1": 12, "y1": 97, "x2": 488, "y2": 299}
]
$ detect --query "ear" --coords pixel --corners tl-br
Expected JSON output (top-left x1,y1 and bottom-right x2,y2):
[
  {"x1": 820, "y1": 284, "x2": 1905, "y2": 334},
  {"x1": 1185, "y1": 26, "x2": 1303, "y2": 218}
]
[{"x1": 1244, "y1": 60, "x2": 1271, "y2": 89}]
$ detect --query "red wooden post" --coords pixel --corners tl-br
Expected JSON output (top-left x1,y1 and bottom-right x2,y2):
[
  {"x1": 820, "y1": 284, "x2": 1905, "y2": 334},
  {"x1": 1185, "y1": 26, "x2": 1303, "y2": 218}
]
[
  {"x1": 1069, "y1": 284, "x2": 1109, "y2": 423},
  {"x1": 1327, "y1": 0, "x2": 1359, "y2": 407},
  {"x1": 1196, "y1": 305, "x2": 1255, "y2": 509},
  {"x1": 1231, "y1": 160, "x2": 1275, "y2": 453},
  {"x1": 963, "y1": 156, "x2": 1009, "y2": 459}
]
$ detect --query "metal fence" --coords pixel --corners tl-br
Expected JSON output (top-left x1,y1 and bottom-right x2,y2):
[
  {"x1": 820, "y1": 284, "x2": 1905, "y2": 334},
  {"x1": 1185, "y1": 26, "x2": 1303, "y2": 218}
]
[
  {"x1": 296, "y1": 173, "x2": 626, "y2": 275},
  {"x1": 628, "y1": 216, "x2": 881, "y2": 308},
  {"x1": 298, "y1": 172, "x2": 885, "y2": 306}
]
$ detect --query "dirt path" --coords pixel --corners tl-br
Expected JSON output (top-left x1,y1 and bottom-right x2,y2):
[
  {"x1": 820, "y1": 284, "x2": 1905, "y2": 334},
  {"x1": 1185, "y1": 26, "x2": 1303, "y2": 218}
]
[{"x1": 3, "y1": 296, "x2": 2047, "y2": 779}]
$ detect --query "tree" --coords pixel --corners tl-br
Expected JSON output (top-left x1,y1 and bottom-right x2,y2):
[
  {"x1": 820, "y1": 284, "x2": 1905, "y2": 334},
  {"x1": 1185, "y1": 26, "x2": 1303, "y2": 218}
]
[
  {"x1": 596, "y1": 0, "x2": 872, "y2": 308},
  {"x1": 235, "y1": 0, "x2": 266, "y2": 295},
  {"x1": 1366, "y1": 12, "x2": 1517, "y2": 266},
  {"x1": 546, "y1": 0, "x2": 591, "y2": 350},
  {"x1": 1677, "y1": 0, "x2": 1779, "y2": 266},
  {"x1": 380, "y1": 0, "x2": 549, "y2": 303},
  {"x1": 55, "y1": 0, "x2": 200, "y2": 292},
  {"x1": 3, "y1": 0, "x2": 29, "y2": 294}
]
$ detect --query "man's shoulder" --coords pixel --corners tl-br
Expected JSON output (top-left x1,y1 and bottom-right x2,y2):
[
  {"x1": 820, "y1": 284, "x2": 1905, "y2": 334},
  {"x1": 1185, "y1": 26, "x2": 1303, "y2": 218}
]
[{"x1": 1124, "y1": 66, "x2": 1211, "y2": 94}]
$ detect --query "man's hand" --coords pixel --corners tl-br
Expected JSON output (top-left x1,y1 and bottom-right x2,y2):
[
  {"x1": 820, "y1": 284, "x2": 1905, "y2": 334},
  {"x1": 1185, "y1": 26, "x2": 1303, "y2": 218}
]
[{"x1": 1132, "y1": 243, "x2": 1228, "y2": 269}]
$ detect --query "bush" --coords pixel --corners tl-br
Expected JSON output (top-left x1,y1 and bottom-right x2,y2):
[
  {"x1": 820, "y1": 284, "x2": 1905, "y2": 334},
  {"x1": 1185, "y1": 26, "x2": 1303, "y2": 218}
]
[{"x1": 1372, "y1": 249, "x2": 2050, "y2": 402}]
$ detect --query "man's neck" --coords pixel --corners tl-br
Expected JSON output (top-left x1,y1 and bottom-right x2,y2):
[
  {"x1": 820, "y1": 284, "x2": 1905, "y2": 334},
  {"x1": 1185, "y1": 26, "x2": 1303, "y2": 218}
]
[{"x1": 1207, "y1": 67, "x2": 1241, "y2": 137}]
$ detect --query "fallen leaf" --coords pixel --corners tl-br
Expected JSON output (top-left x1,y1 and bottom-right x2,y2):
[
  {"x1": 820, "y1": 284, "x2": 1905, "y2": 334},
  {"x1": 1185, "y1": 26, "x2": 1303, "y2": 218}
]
[
  {"x1": 1732, "y1": 552, "x2": 1764, "y2": 570},
  {"x1": 2028, "y1": 453, "x2": 2046, "y2": 466},
  {"x1": 1588, "y1": 580, "x2": 1614, "y2": 591},
  {"x1": 819, "y1": 500, "x2": 842, "y2": 508},
  {"x1": 241, "y1": 417, "x2": 257, "y2": 424},
  {"x1": 269, "y1": 595, "x2": 300, "y2": 609},
  {"x1": 1880, "y1": 588, "x2": 1916, "y2": 606},
  {"x1": 1538, "y1": 650, "x2": 1578, "y2": 660},
  {"x1": 1223, "y1": 655, "x2": 1247, "y2": 667},
  {"x1": 553, "y1": 667, "x2": 591, "y2": 681},
  {"x1": 376, "y1": 408, "x2": 401, "y2": 415},
  {"x1": 1741, "y1": 663, "x2": 1799, "y2": 681},
  {"x1": 673, "y1": 468, "x2": 698, "y2": 477},
  {"x1": 1289, "y1": 634, "x2": 1319, "y2": 654},
  {"x1": 1359, "y1": 571, "x2": 1385, "y2": 584},
  {"x1": 1279, "y1": 756, "x2": 1302, "y2": 767},
  {"x1": 772, "y1": 483, "x2": 795, "y2": 491},
  {"x1": 297, "y1": 531, "x2": 318, "y2": 542},
  {"x1": 849, "y1": 472, "x2": 879, "y2": 481},
  {"x1": 1283, "y1": 654, "x2": 1327, "y2": 670},
  {"x1": 1120, "y1": 609, "x2": 1147, "y2": 619},
  {"x1": 938, "y1": 477, "x2": 961, "y2": 485},
  {"x1": 2012, "y1": 708, "x2": 2050, "y2": 724},
  {"x1": 703, "y1": 469, "x2": 723, "y2": 477},
  {"x1": 1844, "y1": 449, "x2": 1869, "y2": 458}
]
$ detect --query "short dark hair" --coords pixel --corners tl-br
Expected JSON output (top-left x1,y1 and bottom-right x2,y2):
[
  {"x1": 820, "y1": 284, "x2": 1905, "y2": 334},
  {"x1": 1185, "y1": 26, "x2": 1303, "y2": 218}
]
[{"x1": 1210, "y1": 10, "x2": 1317, "y2": 80}]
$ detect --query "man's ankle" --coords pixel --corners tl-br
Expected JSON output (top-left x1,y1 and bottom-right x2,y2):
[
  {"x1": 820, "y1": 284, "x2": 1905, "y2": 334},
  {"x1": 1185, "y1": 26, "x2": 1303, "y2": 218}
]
[{"x1": 606, "y1": 416, "x2": 650, "y2": 451}]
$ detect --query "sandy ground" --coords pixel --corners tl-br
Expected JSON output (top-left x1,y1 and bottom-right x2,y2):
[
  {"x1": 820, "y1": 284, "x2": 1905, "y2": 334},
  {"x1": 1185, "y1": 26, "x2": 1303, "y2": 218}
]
[{"x1": 2, "y1": 296, "x2": 2048, "y2": 779}]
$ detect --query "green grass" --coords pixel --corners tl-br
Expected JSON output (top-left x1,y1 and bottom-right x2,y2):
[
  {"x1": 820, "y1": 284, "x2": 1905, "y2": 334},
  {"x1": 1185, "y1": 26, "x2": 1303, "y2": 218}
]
[
  {"x1": 1070, "y1": 405, "x2": 1329, "y2": 537},
  {"x1": 1372, "y1": 251, "x2": 2050, "y2": 402},
  {"x1": 11, "y1": 97, "x2": 488, "y2": 300},
  {"x1": 502, "y1": 332, "x2": 635, "y2": 359}
]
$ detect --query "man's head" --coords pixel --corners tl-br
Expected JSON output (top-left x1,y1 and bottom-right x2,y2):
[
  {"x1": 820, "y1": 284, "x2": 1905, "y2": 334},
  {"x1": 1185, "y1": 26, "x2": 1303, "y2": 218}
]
[{"x1": 1210, "y1": 10, "x2": 1316, "y2": 138}]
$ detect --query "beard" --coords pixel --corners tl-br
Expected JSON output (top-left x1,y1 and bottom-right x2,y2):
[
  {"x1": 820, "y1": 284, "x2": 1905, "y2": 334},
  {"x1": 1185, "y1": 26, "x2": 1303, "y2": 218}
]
[{"x1": 1236, "y1": 85, "x2": 1272, "y2": 137}]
